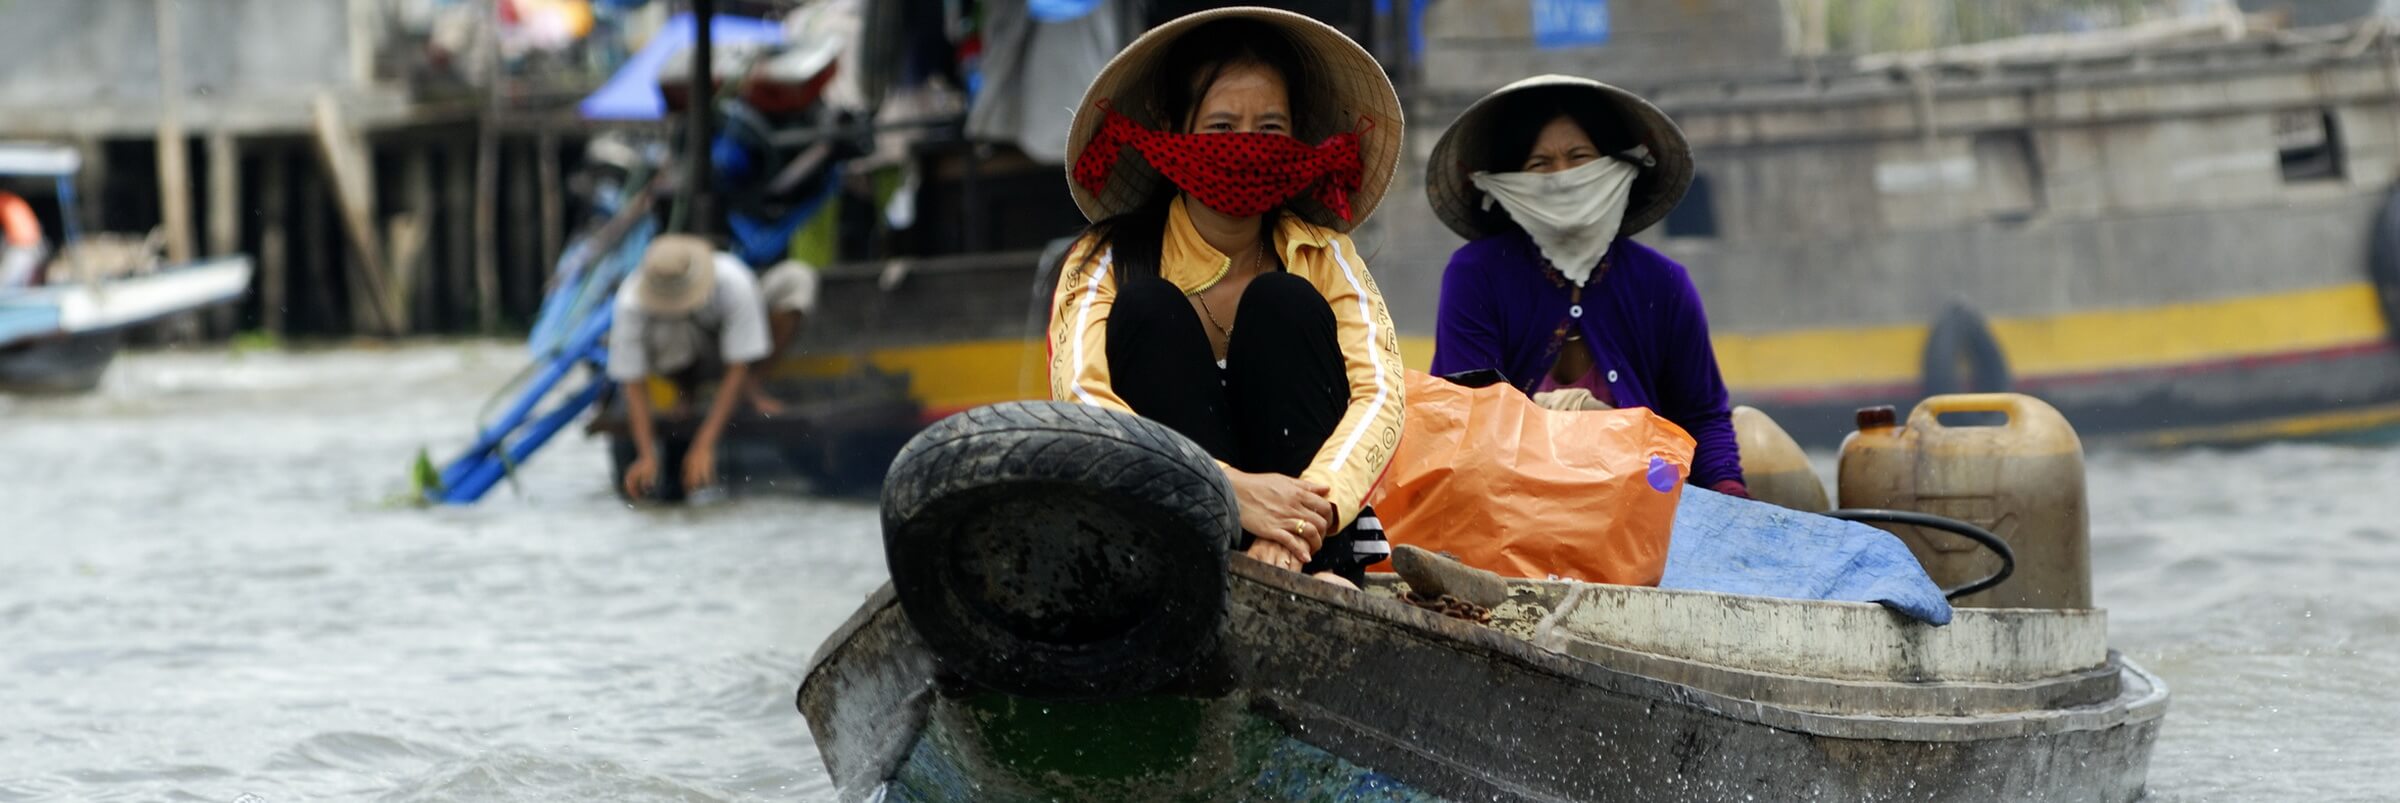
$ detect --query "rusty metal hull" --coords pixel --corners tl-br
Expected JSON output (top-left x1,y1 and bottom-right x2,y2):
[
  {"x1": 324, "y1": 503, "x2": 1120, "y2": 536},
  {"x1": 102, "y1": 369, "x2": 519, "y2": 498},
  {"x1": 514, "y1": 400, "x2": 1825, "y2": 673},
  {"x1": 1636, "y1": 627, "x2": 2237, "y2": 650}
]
[{"x1": 797, "y1": 561, "x2": 2166, "y2": 802}]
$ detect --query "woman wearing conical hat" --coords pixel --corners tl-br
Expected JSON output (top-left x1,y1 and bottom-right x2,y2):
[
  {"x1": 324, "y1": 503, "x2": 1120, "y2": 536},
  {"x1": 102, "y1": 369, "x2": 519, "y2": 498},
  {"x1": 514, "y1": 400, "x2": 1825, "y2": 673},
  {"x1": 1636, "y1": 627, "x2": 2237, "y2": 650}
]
[
  {"x1": 1426, "y1": 76, "x2": 1749, "y2": 498},
  {"x1": 1048, "y1": 7, "x2": 1407, "y2": 587}
]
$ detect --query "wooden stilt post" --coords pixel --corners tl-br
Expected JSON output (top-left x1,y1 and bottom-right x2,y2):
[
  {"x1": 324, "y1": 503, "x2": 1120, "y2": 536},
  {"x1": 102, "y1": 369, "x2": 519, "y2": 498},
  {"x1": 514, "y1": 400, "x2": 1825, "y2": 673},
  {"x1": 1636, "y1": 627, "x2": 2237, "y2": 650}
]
[
  {"x1": 398, "y1": 147, "x2": 438, "y2": 329},
  {"x1": 75, "y1": 138, "x2": 109, "y2": 236},
  {"x1": 472, "y1": 0, "x2": 504, "y2": 333},
  {"x1": 155, "y1": 0, "x2": 195, "y2": 266},
  {"x1": 300, "y1": 164, "x2": 340, "y2": 333},
  {"x1": 444, "y1": 139, "x2": 477, "y2": 332},
  {"x1": 205, "y1": 134, "x2": 241, "y2": 258},
  {"x1": 537, "y1": 129, "x2": 564, "y2": 275},
  {"x1": 205, "y1": 131, "x2": 242, "y2": 336},
  {"x1": 507, "y1": 139, "x2": 539, "y2": 314},
  {"x1": 310, "y1": 93, "x2": 401, "y2": 335},
  {"x1": 260, "y1": 148, "x2": 289, "y2": 336}
]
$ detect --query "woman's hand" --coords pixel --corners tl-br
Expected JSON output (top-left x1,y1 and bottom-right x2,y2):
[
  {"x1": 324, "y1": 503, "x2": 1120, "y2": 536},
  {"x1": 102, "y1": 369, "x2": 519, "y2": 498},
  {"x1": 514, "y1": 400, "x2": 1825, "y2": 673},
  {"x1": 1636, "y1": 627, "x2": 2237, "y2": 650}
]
[
  {"x1": 1533, "y1": 388, "x2": 1610, "y2": 411},
  {"x1": 1244, "y1": 539, "x2": 1308, "y2": 572},
  {"x1": 1225, "y1": 468, "x2": 1335, "y2": 563}
]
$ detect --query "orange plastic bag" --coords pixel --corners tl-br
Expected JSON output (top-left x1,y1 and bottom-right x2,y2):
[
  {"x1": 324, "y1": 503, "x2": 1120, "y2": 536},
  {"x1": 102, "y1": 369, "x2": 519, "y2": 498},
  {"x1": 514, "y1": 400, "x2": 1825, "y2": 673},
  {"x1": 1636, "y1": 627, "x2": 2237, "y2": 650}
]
[{"x1": 1366, "y1": 371, "x2": 1695, "y2": 585}]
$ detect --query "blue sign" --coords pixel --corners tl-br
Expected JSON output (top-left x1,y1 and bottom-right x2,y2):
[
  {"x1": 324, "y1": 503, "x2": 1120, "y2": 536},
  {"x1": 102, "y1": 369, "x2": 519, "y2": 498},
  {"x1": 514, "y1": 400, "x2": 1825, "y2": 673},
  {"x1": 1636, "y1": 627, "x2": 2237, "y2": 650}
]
[
  {"x1": 1532, "y1": 0, "x2": 1611, "y2": 49},
  {"x1": 1029, "y1": 0, "x2": 1102, "y2": 23}
]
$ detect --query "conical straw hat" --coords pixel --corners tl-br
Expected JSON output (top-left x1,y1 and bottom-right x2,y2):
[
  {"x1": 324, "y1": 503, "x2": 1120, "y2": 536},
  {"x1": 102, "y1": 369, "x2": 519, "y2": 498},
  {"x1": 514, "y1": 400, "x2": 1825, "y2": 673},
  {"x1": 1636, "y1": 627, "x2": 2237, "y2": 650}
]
[
  {"x1": 1062, "y1": 7, "x2": 1403, "y2": 233},
  {"x1": 1426, "y1": 75, "x2": 1693, "y2": 241}
]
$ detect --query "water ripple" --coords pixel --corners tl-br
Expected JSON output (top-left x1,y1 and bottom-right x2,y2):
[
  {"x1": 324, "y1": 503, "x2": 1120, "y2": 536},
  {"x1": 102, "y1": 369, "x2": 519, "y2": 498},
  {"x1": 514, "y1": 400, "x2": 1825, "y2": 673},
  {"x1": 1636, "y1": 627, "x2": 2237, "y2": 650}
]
[{"x1": 5, "y1": 344, "x2": 2395, "y2": 801}]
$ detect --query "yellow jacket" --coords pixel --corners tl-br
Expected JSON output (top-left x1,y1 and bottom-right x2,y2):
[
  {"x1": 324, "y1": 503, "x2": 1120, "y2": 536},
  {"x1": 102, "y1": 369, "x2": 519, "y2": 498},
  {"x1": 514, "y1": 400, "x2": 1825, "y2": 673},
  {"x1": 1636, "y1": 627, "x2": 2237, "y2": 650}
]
[{"x1": 1048, "y1": 196, "x2": 1406, "y2": 530}]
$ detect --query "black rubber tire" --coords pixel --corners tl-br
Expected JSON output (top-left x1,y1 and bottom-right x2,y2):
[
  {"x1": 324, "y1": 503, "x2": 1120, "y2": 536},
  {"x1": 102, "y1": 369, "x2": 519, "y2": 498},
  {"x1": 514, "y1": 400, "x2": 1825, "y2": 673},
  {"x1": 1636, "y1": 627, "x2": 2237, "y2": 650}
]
[
  {"x1": 2367, "y1": 183, "x2": 2400, "y2": 346},
  {"x1": 881, "y1": 401, "x2": 1239, "y2": 701},
  {"x1": 1921, "y1": 302, "x2": 2013, "y2": 397}
]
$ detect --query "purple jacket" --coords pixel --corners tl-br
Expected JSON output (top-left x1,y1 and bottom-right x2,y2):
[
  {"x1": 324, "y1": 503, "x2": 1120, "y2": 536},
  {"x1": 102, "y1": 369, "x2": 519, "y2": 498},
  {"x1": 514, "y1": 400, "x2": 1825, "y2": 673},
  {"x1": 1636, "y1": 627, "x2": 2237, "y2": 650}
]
[{"x1": 1430, "y1": 232, "x2": 1744, "y2": 489}]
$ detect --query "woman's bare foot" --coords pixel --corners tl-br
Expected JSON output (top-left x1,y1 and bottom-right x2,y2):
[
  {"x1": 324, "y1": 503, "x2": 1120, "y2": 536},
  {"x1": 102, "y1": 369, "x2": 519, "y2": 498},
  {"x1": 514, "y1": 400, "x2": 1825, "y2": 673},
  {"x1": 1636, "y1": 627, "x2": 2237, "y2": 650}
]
[{"x1": 1310, "y1": 571, "x2": 1358, "y2": 590}]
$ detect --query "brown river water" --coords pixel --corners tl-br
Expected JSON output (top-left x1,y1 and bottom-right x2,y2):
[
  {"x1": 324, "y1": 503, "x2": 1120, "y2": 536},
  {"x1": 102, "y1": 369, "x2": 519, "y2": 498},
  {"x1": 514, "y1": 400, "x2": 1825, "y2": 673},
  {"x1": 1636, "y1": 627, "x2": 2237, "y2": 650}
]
[{"x1": 1, "y1": 343, "x2": 2393, "y2": 801}]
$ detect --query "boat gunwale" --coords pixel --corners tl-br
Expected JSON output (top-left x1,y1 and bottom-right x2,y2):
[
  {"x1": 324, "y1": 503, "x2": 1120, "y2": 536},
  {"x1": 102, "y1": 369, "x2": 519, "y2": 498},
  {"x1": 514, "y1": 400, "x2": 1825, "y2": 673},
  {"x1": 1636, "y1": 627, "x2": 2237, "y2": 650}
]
[
  {"x1": 797, "y1": 587, "x2": 937, "y2": 803},
  {"x1": 1232, "y1": 556, "x2": 2169, "y2": 742},
  {"x1": 1540, "y1": 637, "x2": 2129, "y2": 718},
  {"x1": 1532, "y1": 581, "x2": 2113, "y2": 683}
]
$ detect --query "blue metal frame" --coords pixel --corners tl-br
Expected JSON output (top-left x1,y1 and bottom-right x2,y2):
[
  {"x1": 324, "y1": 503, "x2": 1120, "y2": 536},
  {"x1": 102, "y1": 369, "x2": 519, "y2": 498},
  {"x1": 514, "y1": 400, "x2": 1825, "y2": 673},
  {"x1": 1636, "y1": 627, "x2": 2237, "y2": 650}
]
[
  {"x1": 430, "y1": 304, "x2": 616, "y2": 505},
  {"x1": 54, "y1": 175, "x2": 80, "y2": 244}
]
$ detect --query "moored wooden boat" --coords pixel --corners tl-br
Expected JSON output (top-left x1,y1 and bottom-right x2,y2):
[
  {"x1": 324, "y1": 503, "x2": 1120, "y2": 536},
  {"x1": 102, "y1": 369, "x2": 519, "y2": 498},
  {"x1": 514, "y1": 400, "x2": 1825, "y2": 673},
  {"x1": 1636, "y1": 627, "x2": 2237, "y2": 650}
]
[
  {"x1": 0, "y1": 257, "x2": 255, "y2": 394},
  {"x1": 0, "y1": 142, "x2": 254, "y2": 394}
]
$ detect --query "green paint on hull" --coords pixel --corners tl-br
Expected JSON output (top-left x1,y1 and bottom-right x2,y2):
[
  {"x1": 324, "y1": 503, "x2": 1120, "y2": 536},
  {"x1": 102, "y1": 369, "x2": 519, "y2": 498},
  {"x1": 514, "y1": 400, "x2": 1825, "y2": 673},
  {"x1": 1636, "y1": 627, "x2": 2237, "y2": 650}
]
[{"x1": 882, "y1": 692, "x2": 1450, "y2": 802}]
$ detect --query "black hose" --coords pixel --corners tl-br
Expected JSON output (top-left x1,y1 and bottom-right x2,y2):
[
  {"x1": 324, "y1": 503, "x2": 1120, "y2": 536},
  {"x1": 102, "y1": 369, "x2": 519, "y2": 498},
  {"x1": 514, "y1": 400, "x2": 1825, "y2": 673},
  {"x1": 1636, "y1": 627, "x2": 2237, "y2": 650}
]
[{"x1": 1823, "y1": 508, "x2": 2016, "y2": 601}]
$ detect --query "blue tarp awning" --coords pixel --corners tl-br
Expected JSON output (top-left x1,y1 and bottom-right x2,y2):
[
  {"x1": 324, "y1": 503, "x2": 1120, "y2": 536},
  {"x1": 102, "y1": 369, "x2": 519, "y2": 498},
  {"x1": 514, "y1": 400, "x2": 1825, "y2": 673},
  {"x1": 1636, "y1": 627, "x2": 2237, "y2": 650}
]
[{"x1": 579, "y1": 12, "x2": 790, "y2": 121}]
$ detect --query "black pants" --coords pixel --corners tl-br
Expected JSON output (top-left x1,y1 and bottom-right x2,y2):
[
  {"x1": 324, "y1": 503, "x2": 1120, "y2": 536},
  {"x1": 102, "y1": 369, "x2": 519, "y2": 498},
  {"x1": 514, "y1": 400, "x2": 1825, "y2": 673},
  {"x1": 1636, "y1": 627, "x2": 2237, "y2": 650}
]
[{"x1": 1106, "y1": 271, "x2": 1385, "y2": 582}]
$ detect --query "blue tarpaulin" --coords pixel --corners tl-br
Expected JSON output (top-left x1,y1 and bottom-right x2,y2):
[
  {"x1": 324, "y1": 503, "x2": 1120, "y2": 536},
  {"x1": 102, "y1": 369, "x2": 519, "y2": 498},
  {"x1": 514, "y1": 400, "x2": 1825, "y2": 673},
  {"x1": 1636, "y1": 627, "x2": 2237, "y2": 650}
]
[
  {"x1": 1660, "y1": 488, "x2": 1954, "y2": 625},
  {"x1": 1029, "y1": 0, "x2": 1103, "y2": 23},
  {"x1": 579, "y1": 12, "x2": 790, "y2": 121},
  {"x1": 1373, "y1": 0, "x2": 1433, "y2": 56},
  {"x1": 1531, "y1": 0, "x2": 1610, "y2": 49},
  {"x1": 725, "y1": 164, "x2": 843, "y2": 267}
]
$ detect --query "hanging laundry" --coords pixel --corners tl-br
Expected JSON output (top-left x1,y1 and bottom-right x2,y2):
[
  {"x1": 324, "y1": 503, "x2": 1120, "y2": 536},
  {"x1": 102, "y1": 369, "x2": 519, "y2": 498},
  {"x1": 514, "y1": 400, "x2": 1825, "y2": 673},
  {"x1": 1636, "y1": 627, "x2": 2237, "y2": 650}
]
[{"x1": 966, "y1": 0, "x2": 1126, "y2": 164}]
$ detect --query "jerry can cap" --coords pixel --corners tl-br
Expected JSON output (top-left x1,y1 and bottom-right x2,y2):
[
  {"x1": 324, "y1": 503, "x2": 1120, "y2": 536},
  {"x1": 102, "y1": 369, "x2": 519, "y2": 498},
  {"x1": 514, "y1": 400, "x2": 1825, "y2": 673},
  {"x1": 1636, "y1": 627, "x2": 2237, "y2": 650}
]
[{"x1": 1854, "y1": 405, "x2": 1899, "y2": 430}]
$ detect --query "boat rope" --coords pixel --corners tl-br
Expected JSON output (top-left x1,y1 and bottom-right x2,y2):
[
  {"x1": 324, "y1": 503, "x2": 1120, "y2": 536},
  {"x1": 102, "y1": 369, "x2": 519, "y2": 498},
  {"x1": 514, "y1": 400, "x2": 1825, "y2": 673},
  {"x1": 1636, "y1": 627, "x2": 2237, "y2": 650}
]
[{"x1": 1823, "y1": 508, "x2": 2018, "y2": 601}]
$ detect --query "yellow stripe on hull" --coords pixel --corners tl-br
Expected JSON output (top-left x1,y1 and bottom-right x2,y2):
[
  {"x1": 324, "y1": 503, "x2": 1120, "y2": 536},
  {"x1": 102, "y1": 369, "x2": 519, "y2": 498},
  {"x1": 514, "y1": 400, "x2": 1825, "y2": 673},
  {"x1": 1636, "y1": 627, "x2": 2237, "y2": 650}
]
[
  {"x1": 770, "y1": 282, "x2": 2393, "y2": 411},
  {"x1": 772, "y1": 341, "x2": 1051, "y2": 411},
  {"x1": 2132, "y1": 402, "x2": 2400, "y2": 449},
  {"x1": 1713, "y1": 282, "x2": 2391, "y2": 391}
]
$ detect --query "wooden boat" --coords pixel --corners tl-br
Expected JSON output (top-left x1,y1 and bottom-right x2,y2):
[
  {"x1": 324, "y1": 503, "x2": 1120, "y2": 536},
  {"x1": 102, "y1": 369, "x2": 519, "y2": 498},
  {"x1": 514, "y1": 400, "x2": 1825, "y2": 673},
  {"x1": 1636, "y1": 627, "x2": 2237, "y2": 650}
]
[
  {"x1": 587, "y1": 367, "x2": 923, "y2": 498},
  {"x1": 1384, "y1": 6, "x2": 2400, "y2": 448},
  {"x1": 802, "y1": 565, "x2": 2165, "y2": 802},
  {"x1": 793, "y1": 402, "x2": 2167, "y2": 802},
  {"x1": 726, "y1": 10, "x2": 2400, "y2": 453},
  {"x1": 0, "y1": 143, "x2": 253, "y2": 394}
]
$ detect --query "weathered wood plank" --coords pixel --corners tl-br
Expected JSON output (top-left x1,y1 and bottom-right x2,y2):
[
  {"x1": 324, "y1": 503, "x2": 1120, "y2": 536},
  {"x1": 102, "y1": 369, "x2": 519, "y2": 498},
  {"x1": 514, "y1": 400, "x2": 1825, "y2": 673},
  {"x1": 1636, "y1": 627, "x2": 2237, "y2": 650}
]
[{"x1": 309, "y1": 93, "x2": 401, "y2": 334}]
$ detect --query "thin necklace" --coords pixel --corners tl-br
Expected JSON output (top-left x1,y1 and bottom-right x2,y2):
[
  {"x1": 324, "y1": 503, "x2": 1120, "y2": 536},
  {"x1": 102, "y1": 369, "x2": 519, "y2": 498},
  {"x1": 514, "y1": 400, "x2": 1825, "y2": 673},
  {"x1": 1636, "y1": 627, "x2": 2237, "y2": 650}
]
[
  {"x1": 1198, "y1": 239, "x2": 1270, "y2": 341},
  {"x1": 1200, "y1": 298, "x2": 1234, "y2": 340}
]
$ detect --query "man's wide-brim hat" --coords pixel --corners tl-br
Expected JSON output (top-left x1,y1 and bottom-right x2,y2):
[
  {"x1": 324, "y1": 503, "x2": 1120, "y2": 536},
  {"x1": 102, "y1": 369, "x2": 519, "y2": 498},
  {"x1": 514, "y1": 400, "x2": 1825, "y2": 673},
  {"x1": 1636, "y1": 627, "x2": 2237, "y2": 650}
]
[
  {"x1": 634, "y1": 234, "x2": 716, "y2": 316},
  {"x1": 1427, "y1": 75, "x2": 1694, "y2": 242},
  {"x1": 1062, "y1": 6, "x2": 1403, "y2": 233}
]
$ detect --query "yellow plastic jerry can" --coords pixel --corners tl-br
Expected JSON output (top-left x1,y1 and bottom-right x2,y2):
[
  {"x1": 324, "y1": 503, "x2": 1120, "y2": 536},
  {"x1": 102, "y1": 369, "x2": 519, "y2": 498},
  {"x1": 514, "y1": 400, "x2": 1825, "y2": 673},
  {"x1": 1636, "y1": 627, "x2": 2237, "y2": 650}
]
[{"x1": 1837, "y1": 394, "x2": 2090, "y2": 609}]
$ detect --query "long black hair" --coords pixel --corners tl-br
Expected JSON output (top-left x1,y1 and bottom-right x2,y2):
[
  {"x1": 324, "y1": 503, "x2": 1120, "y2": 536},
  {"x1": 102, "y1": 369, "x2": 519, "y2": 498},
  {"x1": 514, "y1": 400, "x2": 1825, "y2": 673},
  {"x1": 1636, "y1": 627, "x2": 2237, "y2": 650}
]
[
  {"x1": 1067, "y1": 18, "x2": 1321, "y2": 280},
  {"x1": 1470, "y1": 87, "x2": 1640, "y2": 237}
]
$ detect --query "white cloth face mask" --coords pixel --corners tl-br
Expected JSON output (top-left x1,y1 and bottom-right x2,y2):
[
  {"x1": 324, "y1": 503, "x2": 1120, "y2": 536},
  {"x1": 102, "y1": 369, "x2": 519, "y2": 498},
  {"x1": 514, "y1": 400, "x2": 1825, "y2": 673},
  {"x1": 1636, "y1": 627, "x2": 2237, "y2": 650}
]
[{"x1": 1470, "y1": 146, "x2": 1648, "y2": 287}]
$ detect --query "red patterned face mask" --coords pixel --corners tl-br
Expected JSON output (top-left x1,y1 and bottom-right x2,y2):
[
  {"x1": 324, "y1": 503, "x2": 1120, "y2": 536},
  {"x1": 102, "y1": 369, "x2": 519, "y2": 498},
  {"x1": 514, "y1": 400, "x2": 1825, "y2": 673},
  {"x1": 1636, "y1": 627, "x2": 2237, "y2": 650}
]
[{"x1": 1074, "y1": 104, "x2": 1367, "y2": 221}]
